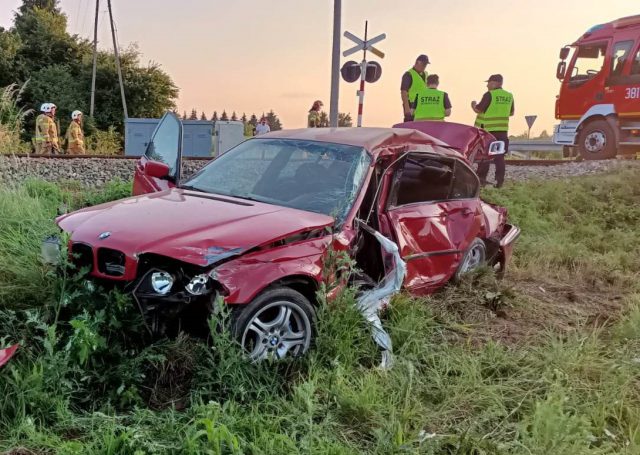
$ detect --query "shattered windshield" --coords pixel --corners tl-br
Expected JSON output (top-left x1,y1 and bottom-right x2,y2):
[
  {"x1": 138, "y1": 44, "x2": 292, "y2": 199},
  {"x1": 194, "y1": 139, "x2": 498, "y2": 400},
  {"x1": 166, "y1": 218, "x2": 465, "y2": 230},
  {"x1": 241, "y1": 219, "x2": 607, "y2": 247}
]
[{"x1": 183, "y1": 138, "x2": 371, "y2": 222}]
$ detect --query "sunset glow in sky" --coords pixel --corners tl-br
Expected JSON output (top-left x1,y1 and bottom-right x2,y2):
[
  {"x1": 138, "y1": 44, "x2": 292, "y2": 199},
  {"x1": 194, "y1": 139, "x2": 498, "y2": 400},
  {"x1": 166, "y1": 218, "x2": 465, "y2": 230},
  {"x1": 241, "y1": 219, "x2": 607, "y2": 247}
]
[{"x1": 2, "y1": 0, "x2": 638, "y2": 135}]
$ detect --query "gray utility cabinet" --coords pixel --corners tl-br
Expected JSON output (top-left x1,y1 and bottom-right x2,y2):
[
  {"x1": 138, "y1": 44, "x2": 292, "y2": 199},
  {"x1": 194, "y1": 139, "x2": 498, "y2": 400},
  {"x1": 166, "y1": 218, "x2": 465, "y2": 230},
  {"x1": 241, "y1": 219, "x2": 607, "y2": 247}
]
[
  {"x1": 125, "y1": 118, "x2": 246, "y2": 157},
  {"x1": 213, "y1": 121, "x2": 245, "y2": 156}
]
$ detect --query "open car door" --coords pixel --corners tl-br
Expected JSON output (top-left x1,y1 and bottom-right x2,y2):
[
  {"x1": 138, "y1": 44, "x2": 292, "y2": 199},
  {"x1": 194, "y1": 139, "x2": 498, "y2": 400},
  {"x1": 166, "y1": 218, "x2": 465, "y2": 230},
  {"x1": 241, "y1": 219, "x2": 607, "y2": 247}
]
[{"x1": 132, "y1": 112, "x2": 183, "y2": 196}]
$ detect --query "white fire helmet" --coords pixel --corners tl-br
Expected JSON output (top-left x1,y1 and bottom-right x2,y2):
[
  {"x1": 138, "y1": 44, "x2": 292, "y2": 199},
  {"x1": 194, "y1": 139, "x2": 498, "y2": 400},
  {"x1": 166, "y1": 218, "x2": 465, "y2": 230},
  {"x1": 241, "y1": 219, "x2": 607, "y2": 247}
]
[
  {"x1": 71, "y1": 110, "x2": 83, "y2": 120},
  {"x1": 43, "y1": 103, "x2": 57, "y2": 114}
]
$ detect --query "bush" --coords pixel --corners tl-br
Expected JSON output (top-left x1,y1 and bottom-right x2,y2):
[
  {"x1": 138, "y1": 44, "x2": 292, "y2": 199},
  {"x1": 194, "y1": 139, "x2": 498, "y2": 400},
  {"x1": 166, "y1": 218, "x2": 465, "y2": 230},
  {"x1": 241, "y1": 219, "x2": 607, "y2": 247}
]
[
  {"x1": 85, "y1": 126, "x2": 122, "y2": 155},
  {"x1": 0, "y1": 83, "x2": 33, "y2": 153}
]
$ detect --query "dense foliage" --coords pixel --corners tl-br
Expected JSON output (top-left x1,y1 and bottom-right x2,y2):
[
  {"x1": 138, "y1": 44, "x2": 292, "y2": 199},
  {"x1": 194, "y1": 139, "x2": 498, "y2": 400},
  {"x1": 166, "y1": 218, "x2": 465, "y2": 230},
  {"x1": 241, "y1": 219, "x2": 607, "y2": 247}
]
[
  {"x1": 0, "y1": 168, "x2": 639, "y2": 453},
  {"x1": 0, "y1": 0, "x2": 178, "y2": 139}
]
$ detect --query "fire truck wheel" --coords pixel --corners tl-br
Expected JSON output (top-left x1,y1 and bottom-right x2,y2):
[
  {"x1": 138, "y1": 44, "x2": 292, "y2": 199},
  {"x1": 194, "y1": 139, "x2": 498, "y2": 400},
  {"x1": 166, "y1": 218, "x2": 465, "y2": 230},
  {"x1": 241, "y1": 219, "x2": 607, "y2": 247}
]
[{"x1": 577, "y1": 119, "x2": 617, "y2": 160}]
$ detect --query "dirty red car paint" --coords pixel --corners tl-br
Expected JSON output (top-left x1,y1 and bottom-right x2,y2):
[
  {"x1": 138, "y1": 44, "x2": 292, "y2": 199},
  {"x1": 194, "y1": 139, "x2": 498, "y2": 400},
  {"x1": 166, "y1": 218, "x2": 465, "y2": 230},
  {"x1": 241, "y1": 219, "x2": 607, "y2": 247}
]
[
  {"x1": 54, "y1": 113, "x2": 519, "y2": 359},
  {"x1": 0, "y1": 344, "x2": 18, "y2": 368}
]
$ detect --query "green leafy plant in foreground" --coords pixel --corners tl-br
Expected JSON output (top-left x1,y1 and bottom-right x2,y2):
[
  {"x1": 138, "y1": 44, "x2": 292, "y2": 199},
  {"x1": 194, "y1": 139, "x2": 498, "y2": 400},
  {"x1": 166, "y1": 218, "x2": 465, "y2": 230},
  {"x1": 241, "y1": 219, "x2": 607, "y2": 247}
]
[{"x1": 1, "y1": 169, "x2": 640, "y2": 453}]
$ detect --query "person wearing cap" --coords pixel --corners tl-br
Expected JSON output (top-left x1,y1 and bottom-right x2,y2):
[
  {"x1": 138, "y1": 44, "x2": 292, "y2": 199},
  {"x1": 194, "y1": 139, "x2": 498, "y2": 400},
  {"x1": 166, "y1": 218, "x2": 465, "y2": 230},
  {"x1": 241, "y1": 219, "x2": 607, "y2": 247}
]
[
  {"x1": 308, "y1": 100, "x2": 323, "y2": 127},
  {"x1": 413, "y1": 74, "x2": 452, "y2": 121},
  {"x1": 471, "y1": 74, "x2": 514, "y2": 188},
  {"x1": 65, "y1": 110, "x2": 85, "y2": 155},
  {"x1": 400, "y1": 54, "x2": 429, "y2": 122},
  {"x1": 255, "y1": 116, "x2": 271, "y2": 136}
]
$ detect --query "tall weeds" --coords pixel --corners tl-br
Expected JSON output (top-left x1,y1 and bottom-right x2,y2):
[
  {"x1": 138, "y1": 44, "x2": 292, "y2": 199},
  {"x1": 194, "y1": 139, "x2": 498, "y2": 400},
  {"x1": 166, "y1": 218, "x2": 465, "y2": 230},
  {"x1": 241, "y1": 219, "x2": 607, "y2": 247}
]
[
  {"x1": 0, "y1": 82, "x2": 33, "y2": 153},
  {"x1": 1, "y1": 171, "x2": 640, "y2": 453}
]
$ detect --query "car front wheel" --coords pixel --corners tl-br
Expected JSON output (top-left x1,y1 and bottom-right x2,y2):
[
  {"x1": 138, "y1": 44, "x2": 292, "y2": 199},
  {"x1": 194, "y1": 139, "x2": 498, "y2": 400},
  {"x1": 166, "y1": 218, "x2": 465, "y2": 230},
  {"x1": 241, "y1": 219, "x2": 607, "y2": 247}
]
[{"x1": 232, "y1": 288, "x2": 315, "y2": 361}]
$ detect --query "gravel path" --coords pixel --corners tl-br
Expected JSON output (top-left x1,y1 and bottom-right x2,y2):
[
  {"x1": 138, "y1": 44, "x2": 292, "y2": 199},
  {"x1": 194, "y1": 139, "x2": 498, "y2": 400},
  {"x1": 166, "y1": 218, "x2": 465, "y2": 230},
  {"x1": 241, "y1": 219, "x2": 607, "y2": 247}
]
[{"x1": 1, "y1": 155, "x2": 638, "y2": 188}]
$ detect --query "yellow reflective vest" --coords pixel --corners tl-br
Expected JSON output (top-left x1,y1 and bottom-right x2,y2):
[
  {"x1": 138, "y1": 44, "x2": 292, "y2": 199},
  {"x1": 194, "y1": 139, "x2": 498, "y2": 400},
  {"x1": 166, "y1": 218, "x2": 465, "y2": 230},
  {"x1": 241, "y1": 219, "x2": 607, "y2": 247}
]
[
  {"x1": 414, "y1": 87, "x2": 446, "y2": 121},
  {"x1": 407, "y1": 68, "x2": 427, "y2": 107},
  {"x1": 474, "y1": 89, "x2": 514, "y2": 132}
]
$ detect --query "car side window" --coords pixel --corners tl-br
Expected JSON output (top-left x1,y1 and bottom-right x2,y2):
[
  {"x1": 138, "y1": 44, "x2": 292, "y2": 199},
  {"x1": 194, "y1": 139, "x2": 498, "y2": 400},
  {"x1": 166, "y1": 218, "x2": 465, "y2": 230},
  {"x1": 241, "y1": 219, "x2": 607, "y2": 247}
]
[
  {"x1": 394, "y1": 154, "x2": 453, "y2": 205},
  {"x1": 450, "y1": 161, "x2": 479, "y2": 199}
]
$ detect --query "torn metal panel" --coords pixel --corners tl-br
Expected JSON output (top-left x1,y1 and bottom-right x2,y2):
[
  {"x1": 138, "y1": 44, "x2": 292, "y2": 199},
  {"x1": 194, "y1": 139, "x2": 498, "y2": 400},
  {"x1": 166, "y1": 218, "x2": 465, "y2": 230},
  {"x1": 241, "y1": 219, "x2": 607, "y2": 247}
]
[
  {"x1": 212, "y1": 239, "x2": 328, "y2": 304},
  {"x1": 0, "y1": 344, "x2": 18, "y2": 368},
  {"x1": 355, "y1": 220, "x2": 407, "y2": 369}
]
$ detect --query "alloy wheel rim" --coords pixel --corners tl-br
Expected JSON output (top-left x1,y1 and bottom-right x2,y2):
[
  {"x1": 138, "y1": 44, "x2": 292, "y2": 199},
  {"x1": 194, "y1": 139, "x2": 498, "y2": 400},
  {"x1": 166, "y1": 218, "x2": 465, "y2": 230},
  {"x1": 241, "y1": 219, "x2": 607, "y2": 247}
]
[
  {"x1": 585, "y1": 131, "x2": 606, "y2": 153},
  {"x1": 241, "y1": 301, "x2": 311, "y2": 361},
  {"x1": 460, "y1": 244, "x2": 484, "y2": 273}
]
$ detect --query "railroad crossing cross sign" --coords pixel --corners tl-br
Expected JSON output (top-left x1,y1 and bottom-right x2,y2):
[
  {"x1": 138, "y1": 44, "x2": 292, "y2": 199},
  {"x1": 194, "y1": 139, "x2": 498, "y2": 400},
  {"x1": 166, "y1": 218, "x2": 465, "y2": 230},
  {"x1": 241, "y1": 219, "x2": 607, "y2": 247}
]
[
  {"x1": 525, "y1": 115, "x2": 537, "y2": 129},
  {"x1": 343, "y1": 31, "x2": 386, "y2": 59},
  {"x1": 341, "y1": 21, "x2": 386, "y2": 127}
]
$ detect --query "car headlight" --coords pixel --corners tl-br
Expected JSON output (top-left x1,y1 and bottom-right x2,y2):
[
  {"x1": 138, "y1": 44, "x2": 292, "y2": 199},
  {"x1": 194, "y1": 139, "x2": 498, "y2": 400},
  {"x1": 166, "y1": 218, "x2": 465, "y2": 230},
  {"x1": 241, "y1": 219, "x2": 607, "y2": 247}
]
[
  {"x1": 186, "y1": 273, "x2": 211, "y2": 296},
  {"x1": 41, "y1": 235, "x2": 61, "y2": 265},
  {"x1": 151, "y1": 271, "x2": 174, "y2": 295}
]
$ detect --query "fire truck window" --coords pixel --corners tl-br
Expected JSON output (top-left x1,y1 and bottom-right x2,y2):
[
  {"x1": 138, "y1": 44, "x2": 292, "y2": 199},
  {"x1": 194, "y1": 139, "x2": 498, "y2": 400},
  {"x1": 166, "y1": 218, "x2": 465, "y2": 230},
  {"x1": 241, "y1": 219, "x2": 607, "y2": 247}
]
[
  {"x1": 610, "y1": 41, "x2": 634, "y2": 76},
  {"x1": 632, "y1": 48, "x2": 640, "y2": 75},
  {"x1": 571, "y1": 44, "x2": 606, "y2": 82}
]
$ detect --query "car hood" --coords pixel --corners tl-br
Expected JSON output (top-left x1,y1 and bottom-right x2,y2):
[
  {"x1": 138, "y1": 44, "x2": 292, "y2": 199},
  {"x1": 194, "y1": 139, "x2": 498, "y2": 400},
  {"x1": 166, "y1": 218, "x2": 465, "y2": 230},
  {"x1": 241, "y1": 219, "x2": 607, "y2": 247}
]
[{"x1": 57, "y1": 189, "x2": 334, "y2": 267}]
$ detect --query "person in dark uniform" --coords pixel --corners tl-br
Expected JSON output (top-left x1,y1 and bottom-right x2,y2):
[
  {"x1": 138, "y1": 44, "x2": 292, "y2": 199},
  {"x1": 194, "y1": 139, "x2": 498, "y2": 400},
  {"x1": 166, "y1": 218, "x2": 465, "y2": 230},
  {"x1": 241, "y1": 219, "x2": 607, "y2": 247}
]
[
  {"x1": 471, "y1": 74, "x2": 514, "y2": 188},
  {"x1": 400, "y1": 54, "x2": 429, "y2": 122}
]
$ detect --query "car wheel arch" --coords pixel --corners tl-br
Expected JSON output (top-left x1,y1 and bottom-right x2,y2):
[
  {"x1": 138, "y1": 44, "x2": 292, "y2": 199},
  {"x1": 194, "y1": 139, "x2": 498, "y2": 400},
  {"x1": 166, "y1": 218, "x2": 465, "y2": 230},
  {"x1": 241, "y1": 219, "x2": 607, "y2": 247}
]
[{"x1": 230, "y1": 273, "x2": 321, "y2": 307}]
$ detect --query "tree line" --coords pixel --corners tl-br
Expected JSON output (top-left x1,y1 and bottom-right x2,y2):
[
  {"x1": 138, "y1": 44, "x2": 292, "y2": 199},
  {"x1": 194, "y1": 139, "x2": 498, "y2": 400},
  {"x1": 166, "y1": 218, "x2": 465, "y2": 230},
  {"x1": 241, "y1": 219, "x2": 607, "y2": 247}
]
[{"x1": 0, "y1": 0, "x2": 179, "y2": 140}]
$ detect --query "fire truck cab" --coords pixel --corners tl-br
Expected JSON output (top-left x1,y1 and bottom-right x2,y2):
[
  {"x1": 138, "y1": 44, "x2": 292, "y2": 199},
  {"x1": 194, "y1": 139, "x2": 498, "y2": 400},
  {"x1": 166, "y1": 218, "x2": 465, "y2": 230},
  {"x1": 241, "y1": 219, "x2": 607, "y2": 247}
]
[{"x1": 554, "y1": 15, "x2": 640, "y2": 160}]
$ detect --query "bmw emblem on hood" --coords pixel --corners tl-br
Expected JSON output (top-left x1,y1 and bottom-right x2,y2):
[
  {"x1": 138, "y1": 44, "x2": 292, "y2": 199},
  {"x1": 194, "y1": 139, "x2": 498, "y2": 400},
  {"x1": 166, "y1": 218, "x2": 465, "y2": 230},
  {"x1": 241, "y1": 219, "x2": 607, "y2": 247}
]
[{"x1": 98, "y1": 231, "x2": 111, "y2": 240}]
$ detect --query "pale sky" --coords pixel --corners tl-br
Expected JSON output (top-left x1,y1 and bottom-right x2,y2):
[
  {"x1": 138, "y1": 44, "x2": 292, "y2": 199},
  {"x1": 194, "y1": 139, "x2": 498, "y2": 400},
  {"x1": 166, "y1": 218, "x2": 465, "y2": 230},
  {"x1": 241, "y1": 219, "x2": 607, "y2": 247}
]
[{"x1": 2, "y1": 0, "x2": 638, "y2": 135}]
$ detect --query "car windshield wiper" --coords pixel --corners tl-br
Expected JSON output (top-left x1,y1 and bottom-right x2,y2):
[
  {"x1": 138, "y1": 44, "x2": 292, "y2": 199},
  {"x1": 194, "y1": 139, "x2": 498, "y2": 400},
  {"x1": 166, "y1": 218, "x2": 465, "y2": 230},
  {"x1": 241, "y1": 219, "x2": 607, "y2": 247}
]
[{"x1": 179, "y1": 184, "x2": 206, "y2": 193}]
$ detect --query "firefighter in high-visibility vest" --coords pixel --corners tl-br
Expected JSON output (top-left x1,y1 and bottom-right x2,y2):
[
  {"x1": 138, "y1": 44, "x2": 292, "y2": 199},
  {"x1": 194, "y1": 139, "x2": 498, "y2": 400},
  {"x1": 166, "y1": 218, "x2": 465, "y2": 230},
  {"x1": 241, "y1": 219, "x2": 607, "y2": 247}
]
[
  {"x1": 413, "y1": 74, "x2": 452, "y2": 122},
  {"x1": 65, "y1": 110, "x2": 85, "y2": 155},
  {"x1": 400, "y1": 54, "x2": 429, "y2": 122},
  {"x1": 34, "y1": 103, "x2": 49, "y2": 153},
  {"x1": 472, "y1": 74, "x2": 514, "y2": 188},
  {"x1": 36, "y1": 103, "x2": 60, "y2": 155}
]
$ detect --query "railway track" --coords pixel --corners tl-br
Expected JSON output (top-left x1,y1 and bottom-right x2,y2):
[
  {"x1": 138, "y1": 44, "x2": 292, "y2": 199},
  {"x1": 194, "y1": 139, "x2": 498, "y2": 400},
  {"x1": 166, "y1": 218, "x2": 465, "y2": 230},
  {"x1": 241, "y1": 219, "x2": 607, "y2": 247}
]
[{"x1": 2, "y1": 153, "x2": 585, "y2": 166}]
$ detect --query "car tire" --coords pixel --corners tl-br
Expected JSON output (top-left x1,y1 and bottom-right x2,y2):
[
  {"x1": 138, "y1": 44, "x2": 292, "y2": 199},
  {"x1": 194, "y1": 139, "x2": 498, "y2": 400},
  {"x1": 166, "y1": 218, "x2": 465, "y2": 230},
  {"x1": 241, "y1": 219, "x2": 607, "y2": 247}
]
[
  {"x1": 453, "y1": 238, "x2": 487, "y2": 282},
  {"x1": 232, "y1": 287, "x2": 315, "y2": 361},
  {"x1": 577, "y1": 119, "x2": 617, "y2": 160}
]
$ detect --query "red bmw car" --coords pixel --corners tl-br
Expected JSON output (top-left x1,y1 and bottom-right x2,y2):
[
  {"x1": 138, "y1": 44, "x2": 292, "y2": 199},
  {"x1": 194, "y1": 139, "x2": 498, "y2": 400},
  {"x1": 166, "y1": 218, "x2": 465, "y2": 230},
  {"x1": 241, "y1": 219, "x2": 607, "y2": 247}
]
[{"x1": 52, "y1": 113, "x2": 519, "y2": 360}]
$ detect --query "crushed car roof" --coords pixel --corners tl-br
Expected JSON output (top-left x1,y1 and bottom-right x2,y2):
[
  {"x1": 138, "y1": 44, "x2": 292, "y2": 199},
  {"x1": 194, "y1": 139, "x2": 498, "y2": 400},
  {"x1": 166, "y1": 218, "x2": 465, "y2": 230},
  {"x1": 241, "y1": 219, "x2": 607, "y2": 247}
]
[{"x1": 259, "y1": 127, "x2": 463, "y2": 158}]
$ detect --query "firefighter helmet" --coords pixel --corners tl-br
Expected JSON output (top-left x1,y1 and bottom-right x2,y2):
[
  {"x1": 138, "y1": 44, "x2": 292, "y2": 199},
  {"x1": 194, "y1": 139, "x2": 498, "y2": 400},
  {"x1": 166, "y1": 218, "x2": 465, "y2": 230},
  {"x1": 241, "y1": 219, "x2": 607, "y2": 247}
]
[
  {"x1": 71, "y1": 110, "x2": 83, "y2": 120},
  {"x1": 40, "y1": 103, "x2": 50, "y2": 112}
]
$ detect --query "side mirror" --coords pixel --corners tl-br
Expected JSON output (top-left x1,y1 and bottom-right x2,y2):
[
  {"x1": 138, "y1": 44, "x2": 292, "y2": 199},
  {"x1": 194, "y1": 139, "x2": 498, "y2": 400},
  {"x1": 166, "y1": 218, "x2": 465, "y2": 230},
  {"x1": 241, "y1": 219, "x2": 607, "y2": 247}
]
[
  {"x1": 144, "y1": 160, "x2": 170, "y2": 179},
  {"x1": 488, "y1": 141, "x2": 506, "y2": 156},
  {"x1": 556, "y1": 61, "x2": 567, "y2": 80},
  {"x1": 559, "y1": 46, "x2": 571, "y2": 60}
]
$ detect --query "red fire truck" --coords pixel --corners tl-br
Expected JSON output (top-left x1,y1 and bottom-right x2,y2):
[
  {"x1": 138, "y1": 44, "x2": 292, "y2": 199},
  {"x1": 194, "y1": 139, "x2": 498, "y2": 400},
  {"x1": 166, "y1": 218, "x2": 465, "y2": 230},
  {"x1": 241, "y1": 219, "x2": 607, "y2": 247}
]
[{"x1": 554, "y1": 15, "x2": 640, "y2": 160}]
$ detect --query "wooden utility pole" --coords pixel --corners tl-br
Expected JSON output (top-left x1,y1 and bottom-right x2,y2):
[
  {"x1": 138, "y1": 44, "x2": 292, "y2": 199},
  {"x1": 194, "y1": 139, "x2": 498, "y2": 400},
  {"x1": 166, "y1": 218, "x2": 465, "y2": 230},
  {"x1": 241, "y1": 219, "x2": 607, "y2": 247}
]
[
  {"x1": 107, "y1": 0, "x2": 128, "y2": 119},
  {"x1": 89, "y1": 0, "x2": 99, "y2": 118}
]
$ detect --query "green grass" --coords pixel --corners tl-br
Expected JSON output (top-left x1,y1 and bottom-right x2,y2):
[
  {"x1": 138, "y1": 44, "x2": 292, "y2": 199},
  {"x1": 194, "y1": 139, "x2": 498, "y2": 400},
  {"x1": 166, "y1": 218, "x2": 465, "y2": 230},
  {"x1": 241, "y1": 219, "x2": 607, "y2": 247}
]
[{"x1": 1, "y1": 169, "x2": 640, "y2": 454}]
